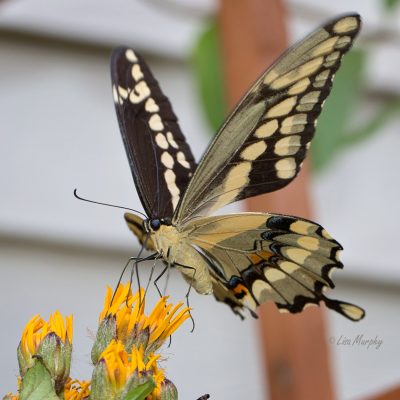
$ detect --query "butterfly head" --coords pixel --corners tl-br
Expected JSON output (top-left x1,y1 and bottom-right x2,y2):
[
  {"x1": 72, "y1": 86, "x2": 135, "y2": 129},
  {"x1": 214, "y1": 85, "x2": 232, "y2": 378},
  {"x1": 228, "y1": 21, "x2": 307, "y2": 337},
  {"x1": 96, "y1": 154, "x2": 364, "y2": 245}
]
[{"x1": 143, "y1": 217, "x2": 172, "y2": 233}]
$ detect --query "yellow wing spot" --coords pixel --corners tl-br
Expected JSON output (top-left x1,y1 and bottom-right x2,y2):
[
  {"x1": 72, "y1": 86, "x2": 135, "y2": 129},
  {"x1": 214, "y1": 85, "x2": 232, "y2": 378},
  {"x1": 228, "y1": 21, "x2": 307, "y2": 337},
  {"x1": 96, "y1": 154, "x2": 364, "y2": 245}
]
[
  {"x1": 335, "y1": 249, "x2": 342, "y2": 262},
  {"x1": 118, "y1": 86, "x2": 129, "y2": 99},
  {"x1": 129, "y1": 81, "x2": 150, "y2": 104},
  {"x1": 240, "y1": 141, "x2": 267, "y2": 161},
  {"x1": 297, "y1": 236, "x2": 320, "y2": 251},
  {"x1": 296, "y1": 90, "x2": 320, "y2": 112},
  {"x1": 161, "y1": 151, "x2": 174, "y2": 169},
  {"x1": 266, "y1": 96, "x2": 297, "y2": 118},
  {"x1": 281, "y1": 113, "x2": 307, "y2": 135},
  {"x1": 252, "y1": 280, "x2": 273, "y2": 303},
  {"x1": 326, "y1": 51, "x2": 340, "y2": 63},
  {"x1": 112, "y1": 85, "x2": 119, "y2": 103},
  {"x1": 131, "y1": 64, "x2": 144, "y2": 81},
  {"x1": 284, "y1": 247, "x2": 312, "y2": 264},
  {"x1": 155, "y1": 133, "x2": 169, "y2": 150},
  {"x1": 264, "y1": 269, "x2": 286, "y2": 282},
  {"x1": 300, "y1": 91, "x2": 320, "y2": 105},
  {"x1": 287, "y1": 78, "x2": 311, "y2": 95},
  {"x1": 145, "y1": 98, "x2": 160, "y2": 113},
  {"x1": 210, "y1": 162, "x2": 251, "y2": 212},
  {"x1": 290, "y1": 220, "x2": 316, "y2": 235},
  {"x1": 263, "y1": 69, "x2": 279, "y2": 85},
  {"x1": 164, "y1": 169, "x2": 180, "y2": 208},
  {"x1": 274, "y1": 135, "x2": 301, "y2": 156},
  {"x1": 177, "y1": 151, "x2": 191, "y2": 169},
  {"x1": 335, "y1": 36, "x2": 351, "y2": 48},
  {"x1": 314, "y1": 69, "x2": 331, "y2": 88},
  {"x1": 270, "y1": 57, "x2": 324, "y2": 90},
  {"x1": 254, "y1": 120, "x2": 278, "y2": 138},
  {"x1": 311, "y1": 37, "x2": 339, "y2": 57},
  {"x1": 125, "y1": 49, "x2": 138, "y2": 62},
  {"x1": 166, "y1": 132, "x2": 179, "y2": 149},
  {"x1": 279, "y1": 261, "x2": 300, "y2": 274},
  {"x1": 321, "y1": 229, "x2": 333, "y2": 239},
  {"x1": 148, "y1": 114, "x2": 164, "y2": 131},
  {"x1": 280, "y1": 123, "x2": 305, "y2": 135},
  {"x1": 324, "y1": 51, "x2": 341, "y2": 67},
  {"x1": 339, "y1": 303, "x2": 364, "y2": 320},
  {"x1": 333, "y1": 16, "x2": 359, "y2": 34},
  {"x1": 275, "y1": 157, "x2": 296, "y2": 179}
]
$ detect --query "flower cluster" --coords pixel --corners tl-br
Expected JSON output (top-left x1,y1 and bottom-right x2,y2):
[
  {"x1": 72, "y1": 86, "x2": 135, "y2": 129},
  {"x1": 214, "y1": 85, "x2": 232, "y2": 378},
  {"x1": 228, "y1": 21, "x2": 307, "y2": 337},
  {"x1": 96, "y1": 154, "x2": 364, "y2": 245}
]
[{"x1": 4, "y1": 283, "x2": 190, "y2": 400}]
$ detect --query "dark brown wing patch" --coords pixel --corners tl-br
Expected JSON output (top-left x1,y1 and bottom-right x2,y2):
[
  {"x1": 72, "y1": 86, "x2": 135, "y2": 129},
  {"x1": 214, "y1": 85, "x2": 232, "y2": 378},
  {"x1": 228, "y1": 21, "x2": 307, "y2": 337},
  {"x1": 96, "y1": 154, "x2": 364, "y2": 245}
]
[{"x1": 111, "y1": 48, "x2": 196, "y2": 218}]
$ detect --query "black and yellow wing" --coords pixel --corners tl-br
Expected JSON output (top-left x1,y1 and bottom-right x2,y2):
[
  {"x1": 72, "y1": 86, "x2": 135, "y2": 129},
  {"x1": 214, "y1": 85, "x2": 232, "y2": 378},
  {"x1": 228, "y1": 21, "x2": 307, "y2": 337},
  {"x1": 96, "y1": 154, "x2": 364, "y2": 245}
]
[
  {"x1": 111, "y1": 48, "x2": 196, "y2": 219},
  {"x1": 111, "y1": 14, "x2": 364, "y2": 321},
  {"x1": 187, "y1": 213, "x2": 364, "y2": 321},
  {"x1": 174, "y1": 14, "x2": 361, "y2": 224}
]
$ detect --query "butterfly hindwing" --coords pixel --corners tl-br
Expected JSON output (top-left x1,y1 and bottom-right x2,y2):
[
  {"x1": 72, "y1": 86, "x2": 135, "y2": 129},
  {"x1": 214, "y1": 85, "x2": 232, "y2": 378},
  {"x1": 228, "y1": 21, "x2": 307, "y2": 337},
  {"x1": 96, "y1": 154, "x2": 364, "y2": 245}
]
[
  {"x1": 174, "y1": 14, "x2": 361, "y2": 223},
  {"x1": 186, "y1": 213, "x2": 364, "y2": 321},
  {"x1": 111, "y1": 48, "x2": 196, "y2": 219}
]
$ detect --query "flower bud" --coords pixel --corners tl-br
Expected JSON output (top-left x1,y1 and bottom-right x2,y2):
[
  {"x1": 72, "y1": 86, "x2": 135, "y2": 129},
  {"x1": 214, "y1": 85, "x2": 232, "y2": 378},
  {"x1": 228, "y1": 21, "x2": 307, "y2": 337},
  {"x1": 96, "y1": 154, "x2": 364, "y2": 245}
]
[
  {"x1": 160, "y1": 379, "x2": 178, "y2": 400},
  {"x1": 90, "y1": 359, "x2": 116, "y2": 400},
  {"x1": 91, "y1": 316, "x2": 117, "y2": 364},
  {"x1": 37, "y1": 331, "x2": 72, "y2": 393}
]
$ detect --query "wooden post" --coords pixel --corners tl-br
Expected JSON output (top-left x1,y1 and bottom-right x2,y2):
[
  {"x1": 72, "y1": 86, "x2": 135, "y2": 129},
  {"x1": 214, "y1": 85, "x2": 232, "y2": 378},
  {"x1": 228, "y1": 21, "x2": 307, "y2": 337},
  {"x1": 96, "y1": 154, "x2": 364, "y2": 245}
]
[
  {"x1": 366, "y1": 386, "x2": 400, "y2": 400},
  {"x1": 218, "y1": 1, "x2": 335, "y2": 399}
]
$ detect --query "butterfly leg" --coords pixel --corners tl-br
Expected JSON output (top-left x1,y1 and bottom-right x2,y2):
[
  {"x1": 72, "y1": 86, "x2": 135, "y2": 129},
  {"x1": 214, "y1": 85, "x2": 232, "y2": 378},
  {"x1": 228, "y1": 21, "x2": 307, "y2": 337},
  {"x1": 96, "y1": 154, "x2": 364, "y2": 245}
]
[
  {"x1": 174, "y1": 261, "x2": 197, "y2": 332},
  {"x1": 154, "y1": 262, "x2": 170, "y2": 298},
  {"x1": 111, "y1": 253, "x2": 158, "y2": 307}
]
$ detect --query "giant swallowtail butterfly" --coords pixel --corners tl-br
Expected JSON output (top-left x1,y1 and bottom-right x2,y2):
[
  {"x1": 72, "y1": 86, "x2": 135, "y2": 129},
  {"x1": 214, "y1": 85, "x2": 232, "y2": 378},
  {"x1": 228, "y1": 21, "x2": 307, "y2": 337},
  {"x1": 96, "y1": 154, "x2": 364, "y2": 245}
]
[{"x1": 111, "y1": 14, "x2": 365, "y2": 320}]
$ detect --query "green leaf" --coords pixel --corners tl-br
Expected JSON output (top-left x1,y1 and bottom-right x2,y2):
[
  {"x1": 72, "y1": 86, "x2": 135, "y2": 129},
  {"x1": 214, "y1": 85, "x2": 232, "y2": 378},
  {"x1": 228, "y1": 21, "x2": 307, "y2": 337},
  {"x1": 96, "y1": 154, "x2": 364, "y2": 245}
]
[
  {"x1": 19, "y1": 360, "x2": 59, "y2": 400},
  {"x1": 123, "y1": 380, "x2": 156, "y2": 400},
  {"x1": 192, "y1": 20, "x2": 227, "y2": 134},
  {"x1": 339, "y1": 100, "x2": 400, "y2": 148},
  {"x1": 384, "y1": 0, "x2": 400, "y2": 11},
  {"x1": 311, "y1": 48, "x2": 365, "y2": 171}
]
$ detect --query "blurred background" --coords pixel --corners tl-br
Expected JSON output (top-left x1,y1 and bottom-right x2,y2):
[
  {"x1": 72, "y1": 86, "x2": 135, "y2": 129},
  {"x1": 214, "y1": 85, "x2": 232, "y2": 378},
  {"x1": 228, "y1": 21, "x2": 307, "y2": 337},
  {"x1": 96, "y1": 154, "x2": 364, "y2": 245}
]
[{"x1": 0, "y1": 0, "x2": 399, "y2": 399}]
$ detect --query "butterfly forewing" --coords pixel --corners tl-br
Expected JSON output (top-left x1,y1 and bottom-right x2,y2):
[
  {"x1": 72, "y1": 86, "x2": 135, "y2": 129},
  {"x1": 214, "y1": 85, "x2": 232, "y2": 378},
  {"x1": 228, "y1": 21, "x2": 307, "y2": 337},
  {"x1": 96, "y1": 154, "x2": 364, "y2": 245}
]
[
  {"x1": 111, "y1": 48, "x2": 196, "y2": 219},
  {"x1": 174, "y1": 14, "x2": 361, "y2": 224}
]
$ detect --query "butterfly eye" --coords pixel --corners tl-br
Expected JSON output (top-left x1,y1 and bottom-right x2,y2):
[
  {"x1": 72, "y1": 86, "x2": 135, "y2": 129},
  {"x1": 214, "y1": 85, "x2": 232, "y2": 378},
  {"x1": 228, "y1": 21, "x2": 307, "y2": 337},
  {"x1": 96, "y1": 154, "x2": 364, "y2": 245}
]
[{"x1": 150, "y1": 219, "x2": 161, "y2": 231}]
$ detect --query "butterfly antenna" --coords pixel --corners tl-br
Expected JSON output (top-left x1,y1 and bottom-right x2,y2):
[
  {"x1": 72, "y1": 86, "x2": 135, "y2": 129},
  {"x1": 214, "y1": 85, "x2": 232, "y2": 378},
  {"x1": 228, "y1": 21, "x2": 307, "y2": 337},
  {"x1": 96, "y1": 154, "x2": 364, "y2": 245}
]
[{"x1": 73, "y1": 189, "x2": 147, "y2": 218}]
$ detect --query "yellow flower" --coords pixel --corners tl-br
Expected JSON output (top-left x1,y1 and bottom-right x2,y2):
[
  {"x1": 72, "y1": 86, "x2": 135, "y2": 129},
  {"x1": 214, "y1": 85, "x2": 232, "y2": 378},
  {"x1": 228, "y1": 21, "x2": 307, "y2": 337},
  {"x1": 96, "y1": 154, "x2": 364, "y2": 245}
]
[
  {"x1": 64, "y1": 378, "x2": 90, "y2": 400},
  {"x1": 91, "y1": 339, "x2": 164, "y2": 399},
  {"x1": 99, "y1": 283, "x2": 190, "y2": 352},
  {"x1": 101, "y1": 340, "x2": 161, "y2": 390},
  {"x1": 20, "y1": 311, "x2": 73, "y2": 361},
  {"x1": 3, "y1": 393, "x2": 18, "y2": 400},
  {"x1": 17, "y1": 311, "x2": 73, "y2": 394}
]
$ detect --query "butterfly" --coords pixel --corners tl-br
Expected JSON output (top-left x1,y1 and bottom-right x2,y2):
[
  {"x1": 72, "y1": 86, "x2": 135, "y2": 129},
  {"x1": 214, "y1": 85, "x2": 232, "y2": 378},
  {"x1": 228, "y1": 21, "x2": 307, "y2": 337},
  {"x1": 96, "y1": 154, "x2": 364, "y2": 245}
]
[{"x1": 110, "y1": 13, "x2": 365, "y2": 321}]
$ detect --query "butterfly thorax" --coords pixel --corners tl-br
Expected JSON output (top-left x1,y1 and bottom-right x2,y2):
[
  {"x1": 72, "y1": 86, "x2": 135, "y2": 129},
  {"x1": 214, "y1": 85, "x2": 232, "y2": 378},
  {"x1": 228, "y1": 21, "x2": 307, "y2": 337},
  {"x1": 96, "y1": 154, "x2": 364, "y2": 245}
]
[{"x1": 143, "y1": 218, "x2": 186, "y2": 261}]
